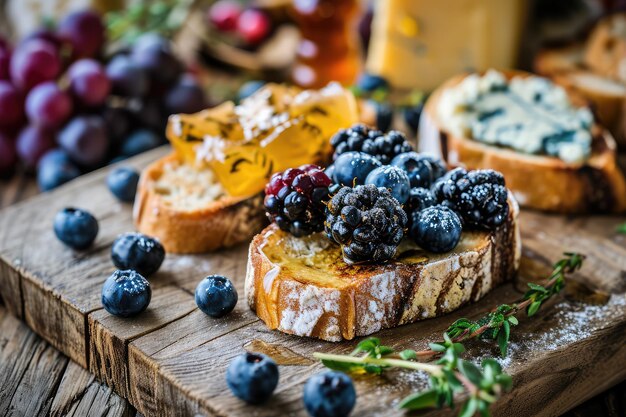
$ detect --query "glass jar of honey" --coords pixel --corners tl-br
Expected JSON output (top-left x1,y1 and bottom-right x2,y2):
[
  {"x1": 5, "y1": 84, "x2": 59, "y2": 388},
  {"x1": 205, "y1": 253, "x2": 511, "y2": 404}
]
[{"x1": 290, "y1": 0, "x2": 361, "y2": 89}]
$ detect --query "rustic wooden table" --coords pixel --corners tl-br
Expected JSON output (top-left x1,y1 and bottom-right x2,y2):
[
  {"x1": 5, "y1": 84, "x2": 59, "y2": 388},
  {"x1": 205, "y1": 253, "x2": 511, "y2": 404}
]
[{"x1": 0, "y1": 169, "x2": 624, "y2": 417}]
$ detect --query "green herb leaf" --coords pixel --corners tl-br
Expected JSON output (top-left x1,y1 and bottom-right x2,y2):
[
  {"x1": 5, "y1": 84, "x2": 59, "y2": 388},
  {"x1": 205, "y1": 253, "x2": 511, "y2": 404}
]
[
  {"x1": 459, "y1": 396, "x2": 479, "y2": 417},
  {"x1": 527, "y1": 300, "x2": 542, "y2": 317},
  {"x1": 429, "y1": 343, "x2": 447, "y2": 352},
  {"x1": 459, "y1": 360, "x2": 483, "y2": 386},
  {"x1": 507, "y1": 316, "x2": 519, "y2": 326},
  {"x1": 319, "y1": 359, "x2": 363, "y2": 373},
  {"x1": 527, "y1": 282, "x2": 548, "y2": 292},
  {"x1": 399, "y1": 349, "x2": 417, "y2": 360},
  {"x1": 398, "y1": 389, "x2": 438, "y2": 410},
  {"x1": 497, "y1": 321, "x2": 510, "y2": 357}
]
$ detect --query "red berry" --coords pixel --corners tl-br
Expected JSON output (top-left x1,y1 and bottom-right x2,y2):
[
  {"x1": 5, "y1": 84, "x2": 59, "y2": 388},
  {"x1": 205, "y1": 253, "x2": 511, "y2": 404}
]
[
  {"x1": 310, "y1": 170, "x2": 332, "y2": 187},
  {"x1": 299, "y1": 163, "x2": 321, "y2": 172},
  {"x1": 282, "y1": 168, "x2": 304, "y2": 186},
  {"x1": 57, "y1": 10, "x2": 105, "y2": 58},
  {"x1": 265, "y1": 174, "x2": 285, "y2": 195},
  {"x1": 237, "y1": 9, "x2": 270, "y2": 45},
  {"x1": 10, "y1": 39, "x2": 61, "y2": 91},
  {"x1": 292, "y1": 174, "x2": 314, "y2": 194},
  {"x1": 209, "y1": 0, "x2": 242, "y2": 32}
]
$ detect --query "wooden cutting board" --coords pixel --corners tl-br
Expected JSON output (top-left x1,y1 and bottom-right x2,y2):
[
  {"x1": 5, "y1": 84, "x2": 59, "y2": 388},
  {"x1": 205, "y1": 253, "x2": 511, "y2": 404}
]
[{"x1": 0, "y1": 146, "x2": 625, "y2": 417}]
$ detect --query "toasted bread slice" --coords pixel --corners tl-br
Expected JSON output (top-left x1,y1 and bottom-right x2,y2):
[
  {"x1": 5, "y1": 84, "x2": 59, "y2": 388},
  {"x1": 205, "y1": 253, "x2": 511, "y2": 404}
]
[
  {"x1": 534, "y1": 44, "x2": 585, "y2": 76},
  {"x1": 419, "y1": 72, "x2": 626, "y2": 214},
  {"x1": 583, "y1": 13, "x2": 626, "y2": 83},
  {"x1": 245, "y1": 198, "x2": 520, "y2": 342},
  {"x1": 134, "y1": 154, "x2": 266, "y2": 254}
]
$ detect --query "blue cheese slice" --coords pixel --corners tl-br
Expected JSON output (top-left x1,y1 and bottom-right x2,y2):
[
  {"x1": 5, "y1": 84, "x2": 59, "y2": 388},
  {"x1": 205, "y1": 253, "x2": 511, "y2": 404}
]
[{"x1": 438, "y1": 70, "x2": 593, "y2": 164}]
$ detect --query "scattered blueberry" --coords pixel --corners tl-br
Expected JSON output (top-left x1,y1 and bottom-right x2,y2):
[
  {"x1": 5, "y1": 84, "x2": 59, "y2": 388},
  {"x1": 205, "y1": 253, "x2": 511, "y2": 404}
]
[
  {"x1": 53, "y1": 207, "x2": 99, "y2": 249},
  {"x1": 331, "y1": 151, "x2": 381, "y2": 186},
  {"x1": 101, "y1": 269, "x2": 151, "y2": 317},
  {"x1": 403, "y1": 104, "x2": 423, "y2": 134},
  {"x1": 111, "y1": 232, "x2": 165, "y2": 276},
  {"x1": 364, "y1": 165, "x2": 410, "y2": 204},
  {"x1": 237, "y1": 80, "x2": 265, "y2": 101},
  {"x1": 405, "y1": 187, "x2": 436, "y2": 222},
  {"x1": 120, "y1": 129, "x2": 161, "y2": 157},
  {"x1": 356, "y1": 73, "x2": 388, "y2": 92},
  {"x1": 37, "y1": 149, "x2": 81, "y2": 191},
  {"x1": 410, "y1": 205, "x2": 462, "y2": 253},
  {"x1": 303, "y1": 371, "x2": 356, "y2": 417},
  {"x1": 226, "y1": 352, "x2": 279, "y2": 404},
  {"x1": 195, "y1": 275, "x2": 238, "y2": 317},
  {"x1": 370, "y1": 100, "x2": 393, "y2": 132},
  {"x1": 107, "y1": 166, "x2": 140, "y2": 202},
  {"x1": 390, "y1": 152, "x2": 446, "y2": 188}
]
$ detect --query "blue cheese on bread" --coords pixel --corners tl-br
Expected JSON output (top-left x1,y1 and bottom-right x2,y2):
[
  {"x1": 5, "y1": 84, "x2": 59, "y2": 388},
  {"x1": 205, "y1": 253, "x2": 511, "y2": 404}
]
[{"x1": 438, "y1": 70, "x2": 593, "y2": 164}]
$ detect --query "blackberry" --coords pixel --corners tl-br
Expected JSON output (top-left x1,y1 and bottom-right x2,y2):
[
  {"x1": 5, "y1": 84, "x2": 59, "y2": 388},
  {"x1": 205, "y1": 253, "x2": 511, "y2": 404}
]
[
  {"x1": 404, "y1": 187, "x2": 436, "y2": 226},
  {"x1": 330, "y1": 124, "x2": 413, "y2": 164},
  {"x1": 325, "y1": 184, "x2": 407, "y2": 264},
  {"x1": 432, "y1": 168, "x2": 509, "y2": 230},
  {"x1": 264, "y1": 165, "x2": 332, "y2": 237}
]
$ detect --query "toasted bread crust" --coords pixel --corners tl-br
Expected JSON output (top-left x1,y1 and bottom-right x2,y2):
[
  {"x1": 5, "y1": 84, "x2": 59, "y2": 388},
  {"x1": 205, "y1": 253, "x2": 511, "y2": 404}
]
[
  {"x1": 245, "y1": 198, "x2": 520, "y2": 342},
  {"x1": 419, "y1": 72, "x2": 626, "y2": 214},
  {"x1": 134, "y1": 154, "x2": 266, "y2": 254},
  {"x1": 583, "y1": 14, "x2": 626, "y2": 83}
]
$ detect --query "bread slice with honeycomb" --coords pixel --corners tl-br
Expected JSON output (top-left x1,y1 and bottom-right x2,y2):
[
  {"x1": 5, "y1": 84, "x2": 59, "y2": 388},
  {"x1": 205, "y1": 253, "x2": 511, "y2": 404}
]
[
  {"x1": 134, "y1": 153, "x2": 266, "y2": 253},
  {"x1": 418, "y1": 70, "x2": 626, "y2": 214},
  {"x1": 245, "y1": 197, "x2": 520, "y2": 342}
]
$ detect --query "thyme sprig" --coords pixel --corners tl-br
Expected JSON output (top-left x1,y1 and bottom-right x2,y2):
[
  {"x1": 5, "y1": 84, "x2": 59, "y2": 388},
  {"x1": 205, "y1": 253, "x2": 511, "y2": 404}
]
[
  {"x1": 313, "y1": 252, "x2": 585, "y2": 416},
  {"x1": 315, "y1": 335, "x2": 512, "y2": 416}
]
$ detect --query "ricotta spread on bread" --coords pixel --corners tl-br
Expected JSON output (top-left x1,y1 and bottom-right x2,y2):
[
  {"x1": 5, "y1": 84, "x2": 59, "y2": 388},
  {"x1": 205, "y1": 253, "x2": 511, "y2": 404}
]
[{"x1": 438, "y1": 70, "x2": 593, "y2": 164}]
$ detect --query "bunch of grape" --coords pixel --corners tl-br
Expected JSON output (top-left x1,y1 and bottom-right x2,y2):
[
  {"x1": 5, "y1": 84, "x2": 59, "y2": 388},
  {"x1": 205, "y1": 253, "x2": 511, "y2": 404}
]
[{"x1": 0, "y1": 9, "x2": 209, "y2": 191}]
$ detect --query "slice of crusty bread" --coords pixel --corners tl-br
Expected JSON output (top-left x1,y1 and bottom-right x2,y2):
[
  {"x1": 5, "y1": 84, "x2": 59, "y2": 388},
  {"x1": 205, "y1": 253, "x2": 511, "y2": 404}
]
[
  {"x1": 419, "y1": 72, "x2": 626, "y2": 214},
  {"x1": 583, "y1": 13, "x2": 626, "y2": 84},
  {"x1": 534, "y1": 44, "x2": 585, "y2": 76},
  {"x1": 134, "y1": 153, "x2": 266, "y2": 254},
  {"x1": 245, "y1": 197, "x2": 520, "y2": 342}
]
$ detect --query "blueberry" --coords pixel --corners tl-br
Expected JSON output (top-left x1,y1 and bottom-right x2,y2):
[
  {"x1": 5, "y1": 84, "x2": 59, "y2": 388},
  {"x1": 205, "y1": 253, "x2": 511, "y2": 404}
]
[
  {"x1": 370, "y1": 100, "x2": 393, "y2": 132},
  {"x1": 120, "y1": 129, "x2": 161, "y2": 157},
  {"x1": 324, "y1": 164, "x2": 335, "y2": 182},
  {"x1": 391, "y1": 152, "x2": 446, "y2": 188},
  {"x1": 356, "y1": 73, "x2": 389, "y2": 92},
  {"x1": 195, "y1": 275, "x2": 238, "y2": 317},
  {"x1": 410, "y1": 205, "x2": 462, "y2": 253},
  {"x1": 237, "y1": 80, "x2": 265, "y2": 101},
  {"x1": 107, "y1": 166, "x2": 140, "y2": 202},
  {"x1": 111, "y1": 232, "x2": 165, "y2": 276},
  {"x1": 53, "y1": 207, "x2": 99, "y2": 249},
  {"x1": 402, "y1": 104, "x2": 423, "y2": 134},
  {"x1": 365, "y1": 165, "x2": 410, "y2": 204},
  {"x1": 303, "y1": 371, "x2": 356, "y2": 417},
  {"x1": 332, "y1": 151, "x2": 382, "y2": 187},
  {"x1": 226, "y1": 352, "x2": 279, "y2": 404},
  {"x1": 37, "y1": 149, "x2": 81, "y2": 191},
  {"x1": 101, "y1": 269, "x2": 151, "y2": 317}
]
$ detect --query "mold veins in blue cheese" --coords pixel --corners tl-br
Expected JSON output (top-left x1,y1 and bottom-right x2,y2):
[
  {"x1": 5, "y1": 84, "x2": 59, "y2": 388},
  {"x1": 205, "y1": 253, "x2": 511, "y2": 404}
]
[{"x1": 437, "y1": 70, "x2": 594, "y2": 164}]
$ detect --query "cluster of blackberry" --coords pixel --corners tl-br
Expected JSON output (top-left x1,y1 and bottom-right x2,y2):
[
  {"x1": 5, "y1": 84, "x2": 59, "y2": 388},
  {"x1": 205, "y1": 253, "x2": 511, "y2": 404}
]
[
  {"x1": 263, "y1": 165, "x2": 332, "y2": 237},
  {"x1": 330, "y1": 124, "x2": 412, "y2": 164},
  {"x1": 263, "y1": 122, "x2": 511, "y2": 263},
  {"x1": 325, "y1": 184, "x2": 407, "y2": 264}
]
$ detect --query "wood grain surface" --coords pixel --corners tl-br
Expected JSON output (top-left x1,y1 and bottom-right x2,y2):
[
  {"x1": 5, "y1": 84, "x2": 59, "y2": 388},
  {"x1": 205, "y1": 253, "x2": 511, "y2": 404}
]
[{"x1": 0, "y1": 146, "x2": 625, "y2": 417}]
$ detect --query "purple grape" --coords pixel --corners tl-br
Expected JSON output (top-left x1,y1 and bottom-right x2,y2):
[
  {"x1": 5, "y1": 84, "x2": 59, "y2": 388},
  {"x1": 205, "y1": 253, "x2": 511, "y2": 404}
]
[
  {"x1": 26, "y1": 82, "x2": 73, "y2": 128},
  {"x1": 131, "y1": 34, "x2": 182, "y2": 86},
  {"x1": 163, "y1": 75, "x2": 207, "y2": 115},
  {"x1": 58, "y1": 116, "x2": 109, "y2": 167},
  {"x1": 106, "y1": 55, "x2": 149, "y2": 97},
  {"x1": 10, "y1": 39, "x2": 61, "y2": 91},
  {"x1": 68, "y1": 59, "x2": 110, "y2": 106},
  {"x1": 133, "y1": 99, "x2": 166, "y2": 132},
  {"x1": 102, "y1": 106, "x2": 133, "y2": 145},
  {"x1": 57, "y1": 10, "x2": 105, "y2": 58},
  {"x1": 0, "y1": 81, "x2": 25, "y2": 128},
  {"x1": 0, "y1": 132, "x2": 17, "y2": 173},
  {"x1": 21, "y1": 29, "x2": 66, "y2": 51},
  {"x1": 0, "y1": 44, "x2": 11, "y2": 81},
  {"x1": 37, "y1": 149, "x2": 81, "y2": 191},
  {"x1": 16, "y1": 125, "x2": 56, "y2": 167}
]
